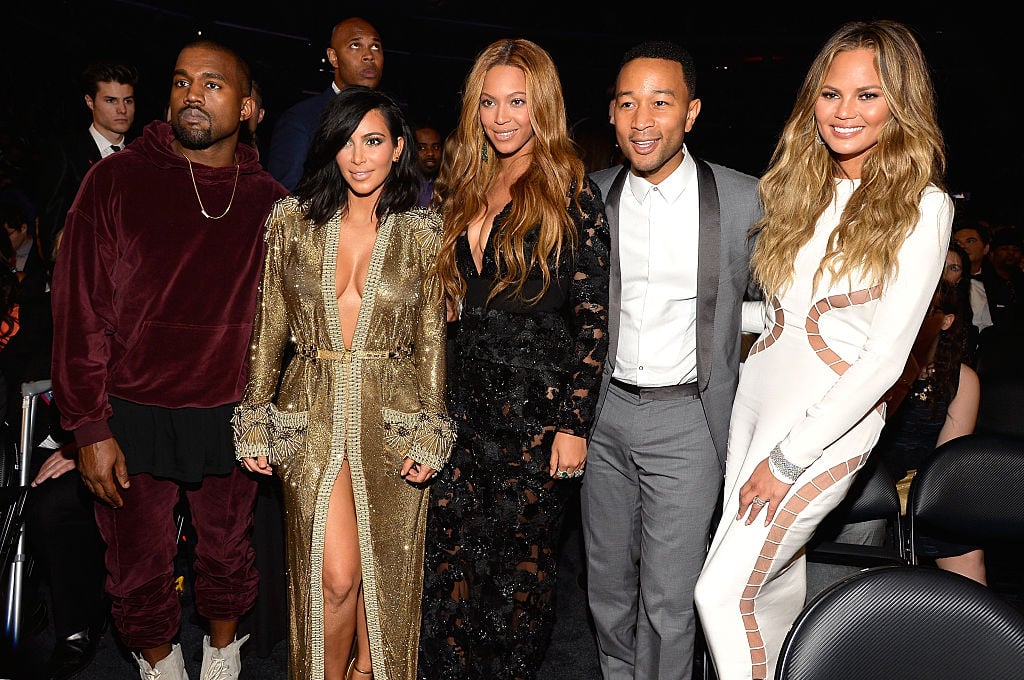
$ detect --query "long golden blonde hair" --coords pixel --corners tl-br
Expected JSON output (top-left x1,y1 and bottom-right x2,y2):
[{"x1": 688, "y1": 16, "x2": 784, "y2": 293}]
[
  {"x1": 750, "y1": 20, "x2": 947, "y2": 297},
  {"x1": 433, "y1": 38, "x2": 586, "y2": 304}
]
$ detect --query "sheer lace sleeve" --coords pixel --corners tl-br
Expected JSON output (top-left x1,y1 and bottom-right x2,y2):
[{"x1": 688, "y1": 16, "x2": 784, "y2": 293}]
[{"x1": 556, "y1": 177, "x2": 610, "y2": 437}]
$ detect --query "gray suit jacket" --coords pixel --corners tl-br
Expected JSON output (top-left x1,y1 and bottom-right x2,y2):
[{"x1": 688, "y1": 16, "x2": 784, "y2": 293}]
[{"x1": 590, "y1": 158, "x2": 761, "y2": 470}]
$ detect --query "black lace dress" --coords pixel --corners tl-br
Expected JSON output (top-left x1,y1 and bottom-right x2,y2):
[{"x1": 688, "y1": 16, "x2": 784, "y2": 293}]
[{"x1": 418, "y1": 179, "x2": 609, "y2": 680}]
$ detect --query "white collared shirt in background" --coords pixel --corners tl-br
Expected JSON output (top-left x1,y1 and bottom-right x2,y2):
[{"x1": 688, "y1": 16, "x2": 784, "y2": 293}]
[
  {"x1": 969, "y1": 278, "x2": 993, "y2": 332},
  {"x1": 90, "y1": 124, "x2": 125, "y2": 158},
  {"x1": 614, "y1": 148, "x2": 700, "y2": 387}
]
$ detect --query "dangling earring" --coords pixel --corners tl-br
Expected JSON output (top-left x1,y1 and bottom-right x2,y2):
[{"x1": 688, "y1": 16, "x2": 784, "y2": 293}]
[
  {"x1": 481, "y1": 137, "x2": 489, "y2": 162},
  {"x1": 814, "y1": 127, "x2": 825, "y2": 145}
]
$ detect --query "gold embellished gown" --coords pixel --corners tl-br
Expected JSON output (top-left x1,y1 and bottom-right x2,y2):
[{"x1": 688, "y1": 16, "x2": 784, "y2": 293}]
[{"x1": 233, "y1": 197, "x2": 455, "y2": 680}]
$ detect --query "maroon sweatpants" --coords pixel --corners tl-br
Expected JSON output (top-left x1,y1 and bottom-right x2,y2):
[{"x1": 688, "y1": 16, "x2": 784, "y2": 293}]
[{"x1": 93, "y1": 467, "x2": 259, "y2": 648}]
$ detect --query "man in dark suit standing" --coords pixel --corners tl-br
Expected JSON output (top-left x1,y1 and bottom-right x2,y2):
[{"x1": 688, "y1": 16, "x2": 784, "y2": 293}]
[
  {"x1": 35, "y1": 61, "x2": 138, "y2": 267},
  {"x1": 581, "y1": 41, "x2": 762, "y2": 680},
  {"x1": 265, "y1": 16, "x2": 383, "y2": 190}
]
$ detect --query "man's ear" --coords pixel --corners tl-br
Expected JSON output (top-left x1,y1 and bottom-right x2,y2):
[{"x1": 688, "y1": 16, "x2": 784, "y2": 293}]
[
  {"x1": 239, "y1": 96, "x2": 255, "y2": 123},
  {"x1": 85, "y1": 94, "x2": 95, "y2": 112},
  {"x1": 684, "y1": 98, "x2": 702, "y2": 133}
]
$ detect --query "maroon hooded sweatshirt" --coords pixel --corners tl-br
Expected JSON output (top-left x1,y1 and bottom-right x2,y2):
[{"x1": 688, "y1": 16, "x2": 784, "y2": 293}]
[{"x1": 51, "y1": 120, "x2": 288, "y2": 447}]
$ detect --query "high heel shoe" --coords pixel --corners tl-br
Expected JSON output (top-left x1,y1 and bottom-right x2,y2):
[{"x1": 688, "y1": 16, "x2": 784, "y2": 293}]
[{"x1": 346, "y1": 658, "x2": 373, "y2": 679}]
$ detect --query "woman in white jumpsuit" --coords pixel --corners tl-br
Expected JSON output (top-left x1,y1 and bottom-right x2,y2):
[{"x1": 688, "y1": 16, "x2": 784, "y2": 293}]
[{"x1": 695, "y1": 20, "x2": 954, "y2": 680}]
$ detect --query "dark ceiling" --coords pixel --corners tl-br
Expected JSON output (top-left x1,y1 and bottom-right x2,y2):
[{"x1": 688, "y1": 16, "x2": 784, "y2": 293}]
[{"x1": 4, "y1": 2, "x2": 1019, "y2": 224}]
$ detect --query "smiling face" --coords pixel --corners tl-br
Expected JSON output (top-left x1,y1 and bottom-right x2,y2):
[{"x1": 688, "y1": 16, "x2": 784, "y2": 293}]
[
  {"x1": 814, "y1": 48, "x2": 891, "y2": 179},
  {"x1": 479, "y1": 65, "x2": 535, "y2": 161},
  {"x1": 335, "y1": 107, "x2": 403, "y2": 198},
  {"x1": 612, "y1": 57, "x2": 700, "y2": 185}
]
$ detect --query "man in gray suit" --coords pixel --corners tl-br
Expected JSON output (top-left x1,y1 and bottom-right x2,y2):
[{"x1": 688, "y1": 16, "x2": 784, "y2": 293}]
[{"x1": 581, "y1": 40, "x2": 762, "y2": 680}]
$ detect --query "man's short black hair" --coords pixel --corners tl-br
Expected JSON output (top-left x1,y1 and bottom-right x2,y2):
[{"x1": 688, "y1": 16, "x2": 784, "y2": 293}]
[
  {"x1": 179, "y1": 39, "x2": 252, "y2": 97},
  {"x1": 81, "y1": 62, "x2": 139, "y2": 99},
  {"x1": 953, "y1": 220, "x2": 991, "y2": 245},
  {"x1": 620, "y1": 40, "x2": 697, "y2": 98}
]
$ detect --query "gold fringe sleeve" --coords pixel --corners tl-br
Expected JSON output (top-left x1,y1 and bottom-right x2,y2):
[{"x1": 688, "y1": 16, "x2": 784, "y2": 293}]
[
  {"x1": 232, "y1": 402, "x2": 309, "y2": 465},
  {"x1": 381, "y1": 407, "x2": 456, "y2": 472}
]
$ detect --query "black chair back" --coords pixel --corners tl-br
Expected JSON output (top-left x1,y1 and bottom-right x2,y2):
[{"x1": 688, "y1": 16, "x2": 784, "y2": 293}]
[
  {"x1": 976, "y1": 373, "x2": 1024, "y2": 437},
  {"x1": 907, "y1": 432, "x2": 1024, "y2": 563},
  {"x1": 776, "y1": 565, "x2": 1024, "y2": 680},
  {"x1": 805, "y1": 457, "x2": 906, "y2": 567}
]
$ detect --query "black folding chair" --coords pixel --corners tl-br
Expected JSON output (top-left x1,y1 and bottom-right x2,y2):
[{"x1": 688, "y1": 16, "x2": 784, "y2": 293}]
[
  {"x1": 906, "y1": 432, "x2": 1024, "y2": 566},
  {"x1": 805, "y1": 456, "x2": 907, "y2": 568},
  {"x1": 776, "y1": 564, "x2": 1024, "y2": 680},
  {"x1": 2, "y1": 379, "x2": 52, "y2": 650}
]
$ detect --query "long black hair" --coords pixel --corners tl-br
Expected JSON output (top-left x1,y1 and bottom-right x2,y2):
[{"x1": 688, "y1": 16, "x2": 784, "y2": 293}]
[
  {"x1": 293, "y1": 86, "x2": 420, "y2": 225},
  {"x1": 946, "y1": 239, "x2": 976, "y2": 363},
  {"x1": 931, "y1": 277, "x2": 969, "y2": 410}
]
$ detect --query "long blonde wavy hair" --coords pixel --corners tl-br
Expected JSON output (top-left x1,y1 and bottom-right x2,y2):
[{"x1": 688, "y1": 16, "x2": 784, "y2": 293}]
[
  {"x1": 433, "y1": 38, "x2": 586, "y2": 304},
  {"x1": 750, "y1": 20, "x2": 947, "y2": 297}
]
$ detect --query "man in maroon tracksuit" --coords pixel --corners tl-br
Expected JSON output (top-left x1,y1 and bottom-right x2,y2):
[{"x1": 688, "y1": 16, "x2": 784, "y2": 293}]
[{"x1": 51, "y1": 39, "x2": 287, "y2": 679}]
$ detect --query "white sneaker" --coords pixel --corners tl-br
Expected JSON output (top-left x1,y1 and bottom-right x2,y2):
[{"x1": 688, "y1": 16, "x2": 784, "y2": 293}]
[
  {"x1": 134, "y1": 643, "x2": 190, "y2": 680},
  {"x1": 199, "y1": 633, "x2": 248, "y2": 680}
]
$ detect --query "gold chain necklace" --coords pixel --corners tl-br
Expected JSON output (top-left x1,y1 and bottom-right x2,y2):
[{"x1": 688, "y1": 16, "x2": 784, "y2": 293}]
[{"x1": 181, "y1": 153, "x2": 240, "y2": 220}]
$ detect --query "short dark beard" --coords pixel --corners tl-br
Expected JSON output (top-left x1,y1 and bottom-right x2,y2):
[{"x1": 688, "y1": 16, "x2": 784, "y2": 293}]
[{"x1": 171, "y1": 119, "x2": 214, "y2": 150}]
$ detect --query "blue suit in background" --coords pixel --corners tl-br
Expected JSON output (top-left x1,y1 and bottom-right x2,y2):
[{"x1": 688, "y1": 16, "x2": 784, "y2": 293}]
[{"x1": 265, "y1": 86, "x2": 335, "y2": 191}]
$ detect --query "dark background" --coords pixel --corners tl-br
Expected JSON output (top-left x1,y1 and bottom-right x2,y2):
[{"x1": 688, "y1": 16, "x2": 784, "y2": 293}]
[{"x1": 4, "y1": 2, "x2": 1019, "y2": 226}]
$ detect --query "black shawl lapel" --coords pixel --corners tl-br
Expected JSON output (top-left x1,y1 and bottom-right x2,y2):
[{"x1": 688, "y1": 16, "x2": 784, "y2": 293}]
[{"x1": 694, "y1": 156, "x2": 720, "y2": 391}]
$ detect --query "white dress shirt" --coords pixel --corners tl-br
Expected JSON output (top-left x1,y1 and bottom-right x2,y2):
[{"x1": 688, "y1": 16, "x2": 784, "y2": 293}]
[
  {"x1": 614, "y1": 149, "x2": 700, "y2": 386},
  {"x1": 90, "y1": 124, "x2": 125, "y2": 158},
  {"x1": 969, "y1": 277, "x2": 993, "y2": 332}
]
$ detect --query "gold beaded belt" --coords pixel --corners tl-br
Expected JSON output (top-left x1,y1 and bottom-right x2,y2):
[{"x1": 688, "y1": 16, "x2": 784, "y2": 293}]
[{"x1": 293, "y1": 344, "x2": 412, "y2": 362}]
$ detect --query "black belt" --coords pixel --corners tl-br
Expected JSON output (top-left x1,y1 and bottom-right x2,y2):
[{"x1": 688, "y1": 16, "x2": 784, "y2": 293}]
[{"x1": 609, "y1": 377, "x2": 699, "y2": 400}]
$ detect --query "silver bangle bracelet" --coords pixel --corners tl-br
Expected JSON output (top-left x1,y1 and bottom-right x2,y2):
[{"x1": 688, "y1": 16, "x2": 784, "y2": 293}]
[{"x1": 768, "y1": 443, "x2": 804, "y2": 484}]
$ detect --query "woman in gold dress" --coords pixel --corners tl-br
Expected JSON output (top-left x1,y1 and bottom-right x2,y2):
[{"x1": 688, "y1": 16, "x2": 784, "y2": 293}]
[{"x1": 233, "y1": 86, "x2": 455, "y2": 680}]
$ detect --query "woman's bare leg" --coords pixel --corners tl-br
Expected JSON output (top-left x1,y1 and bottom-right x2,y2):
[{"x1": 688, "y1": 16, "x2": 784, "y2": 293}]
[{"x1": 323, "y1": 460, "x2": 371, "y2": 679}]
